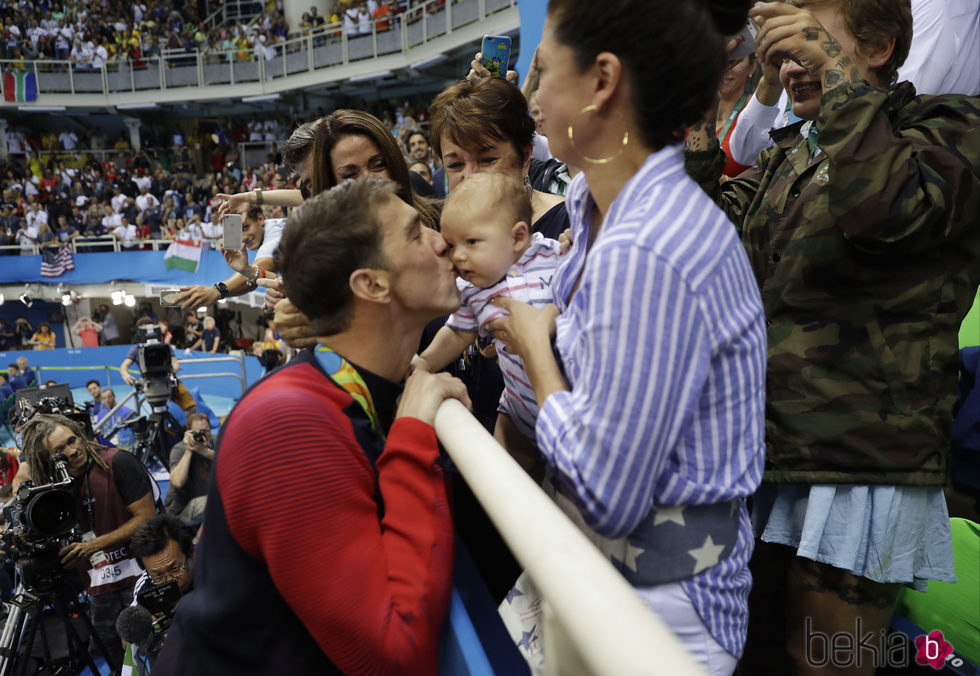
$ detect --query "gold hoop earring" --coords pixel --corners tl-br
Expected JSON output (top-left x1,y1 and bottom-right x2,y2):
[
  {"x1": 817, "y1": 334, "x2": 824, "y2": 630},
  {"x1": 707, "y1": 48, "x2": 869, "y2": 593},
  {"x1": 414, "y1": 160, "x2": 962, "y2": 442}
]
[{"x1": 567, "y1": 104, "x2": 630, "y2": 165}]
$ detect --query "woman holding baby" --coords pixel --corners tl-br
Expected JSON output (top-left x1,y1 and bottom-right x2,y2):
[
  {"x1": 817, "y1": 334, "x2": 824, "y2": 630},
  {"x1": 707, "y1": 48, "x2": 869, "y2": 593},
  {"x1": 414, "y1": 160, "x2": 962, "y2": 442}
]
[{"x1": 489, "y1": 0, "x2": 766, "y2": 673}]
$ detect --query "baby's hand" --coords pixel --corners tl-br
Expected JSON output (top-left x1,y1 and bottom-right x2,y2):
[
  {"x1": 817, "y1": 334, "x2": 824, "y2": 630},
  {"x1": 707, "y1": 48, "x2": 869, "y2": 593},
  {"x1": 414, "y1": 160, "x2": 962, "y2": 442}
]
[
  {"x1": 410, "y1": 354, "x2": 431, "y2": 375},
  {"x1": 558, "y1": 228, "x2": 573, "y2": 255}
]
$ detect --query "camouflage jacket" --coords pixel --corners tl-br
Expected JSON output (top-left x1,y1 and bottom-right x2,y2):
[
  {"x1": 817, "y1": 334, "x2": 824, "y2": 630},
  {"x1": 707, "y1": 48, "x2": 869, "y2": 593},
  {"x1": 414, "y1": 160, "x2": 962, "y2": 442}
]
[{"x1": 686, "y1": 81, "x2": 980, "y2": 486}]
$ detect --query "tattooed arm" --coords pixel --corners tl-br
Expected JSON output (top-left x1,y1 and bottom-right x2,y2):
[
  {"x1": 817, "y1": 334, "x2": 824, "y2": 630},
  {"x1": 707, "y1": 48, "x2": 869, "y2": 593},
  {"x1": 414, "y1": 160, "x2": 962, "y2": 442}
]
[{"x1": 750, "y1": 2, "x2": 866, "y2": 94}]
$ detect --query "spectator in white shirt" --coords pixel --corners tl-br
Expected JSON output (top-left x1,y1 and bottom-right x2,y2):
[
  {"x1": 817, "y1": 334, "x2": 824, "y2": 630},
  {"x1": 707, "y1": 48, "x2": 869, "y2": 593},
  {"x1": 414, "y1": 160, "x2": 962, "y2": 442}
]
[
  {"x1": 113, "y1": 216, "x2": 139, "y2": 249},
  {"x1": 55, "y1": 21, "x2": 72, "y2": 59},
  {"x1": 58, "y1": 131, "x2": 78, "y2": 151},
  {"x1": 25, "y1": 202, "x2": 48, "y2": 229},
  {"x1": 110, "y1": 186, "x2": 128, "y2": 213},
  {"x1": 101, "y1": 204, "x2": 122, "y2": 231},
  {"x1": 16, "y1": 220, "x2": 38, "y2": 254},
  {"x1": 70, "y1": 37, "x2": 88, "y2": 67},
  {"x1": 135, "y1": 185, "x2": 159, "y2": 213},
  {"x1": 92, "y1": 43, "x2": 108, "y2": 68}
]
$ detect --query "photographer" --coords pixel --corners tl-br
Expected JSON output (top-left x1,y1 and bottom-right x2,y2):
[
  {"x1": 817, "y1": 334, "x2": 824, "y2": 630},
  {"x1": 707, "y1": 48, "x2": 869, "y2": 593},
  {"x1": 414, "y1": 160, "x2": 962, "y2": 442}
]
[
  {"x1": 18, "y1": 414, "x2": 158, "y2": 667},
  {"x1": 174, "y1": 206, "x2": 284, "y2": 310},
  {"x1": 118, "y1": 516, "x2": 196, "y2": 675},
  {"x1": 164, "y1": 414, "x2": 213, "y2": 527},
  {"x1": 119, "y1": 319, "x2": 197, "y2": 416},
  {"x1": 129, "y1": 514, "x2": 195, "y2": 607}
]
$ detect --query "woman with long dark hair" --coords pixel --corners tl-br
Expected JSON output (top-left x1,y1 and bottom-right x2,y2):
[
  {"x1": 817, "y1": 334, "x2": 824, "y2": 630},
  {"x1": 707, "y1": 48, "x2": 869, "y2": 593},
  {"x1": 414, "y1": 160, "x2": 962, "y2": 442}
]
[{"x1": 489, "y1": 1, "x2": 765, "y2": 672}]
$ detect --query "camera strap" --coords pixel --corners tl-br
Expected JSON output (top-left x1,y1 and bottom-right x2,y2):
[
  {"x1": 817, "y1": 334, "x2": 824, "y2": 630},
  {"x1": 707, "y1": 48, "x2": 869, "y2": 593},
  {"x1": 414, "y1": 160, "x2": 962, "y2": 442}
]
[
  {"x1": 315, "y1": 346, "x2": 384, "y2": 441},
  {"x1": 81, "y1": 458, "x2": 96, "y2": 527}
]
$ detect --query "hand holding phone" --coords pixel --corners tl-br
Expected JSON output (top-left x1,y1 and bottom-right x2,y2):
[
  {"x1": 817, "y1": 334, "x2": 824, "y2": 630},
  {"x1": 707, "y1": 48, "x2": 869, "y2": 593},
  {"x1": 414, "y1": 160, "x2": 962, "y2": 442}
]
[
  {"x1": 160, "y1": 289, "x2": 183, "y2": 307},
  {"x1": 222, "y1": 214, "x2": 243, "y2": 251},
  {"x1": 480, "y1": 35, "x2": 512, "y2": 79},
  {"x1": 728, "y1": 19, "x2": 759, "y2": 60}
]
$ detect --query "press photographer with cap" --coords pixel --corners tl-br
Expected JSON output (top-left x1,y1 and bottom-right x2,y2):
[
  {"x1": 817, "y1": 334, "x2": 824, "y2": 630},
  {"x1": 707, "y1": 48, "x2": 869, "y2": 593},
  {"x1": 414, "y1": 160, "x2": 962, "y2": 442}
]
[{"x1": 17, "y1": 413, "x2": 159, "y2": 668}]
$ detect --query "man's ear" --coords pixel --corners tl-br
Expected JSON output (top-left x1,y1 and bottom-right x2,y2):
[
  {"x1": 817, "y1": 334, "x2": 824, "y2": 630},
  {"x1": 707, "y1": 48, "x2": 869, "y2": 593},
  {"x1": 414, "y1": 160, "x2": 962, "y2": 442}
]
[
  {"x1": 349, "y1": 267, "x2": 391, "y2": 304},
  {"x1": 865, "y1": 35, "x2": 896, "y2": 74},
  {"x1": 512, "y1": 220, "x2": 530, "y2": 252}
]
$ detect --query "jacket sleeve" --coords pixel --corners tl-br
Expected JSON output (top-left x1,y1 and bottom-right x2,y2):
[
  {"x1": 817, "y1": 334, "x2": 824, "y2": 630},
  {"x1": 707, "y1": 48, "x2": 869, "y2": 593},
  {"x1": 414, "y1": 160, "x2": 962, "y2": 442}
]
[
  {"x1": 684, "y1": 138, "x2": 772, "y2": 236},
  {"x1": 219, "y1": 387, "x2": 453, "y2": 675},
  {"x1": 817, "y1": 82, "x2": 980, "y2": 253}
]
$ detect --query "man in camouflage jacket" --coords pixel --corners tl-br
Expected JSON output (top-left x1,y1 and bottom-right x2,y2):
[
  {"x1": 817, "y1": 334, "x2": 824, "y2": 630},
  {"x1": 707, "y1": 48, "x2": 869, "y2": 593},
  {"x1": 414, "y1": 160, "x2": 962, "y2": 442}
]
[{"x1": 686, "y1": 75, "x2": 980, "y2": 488}]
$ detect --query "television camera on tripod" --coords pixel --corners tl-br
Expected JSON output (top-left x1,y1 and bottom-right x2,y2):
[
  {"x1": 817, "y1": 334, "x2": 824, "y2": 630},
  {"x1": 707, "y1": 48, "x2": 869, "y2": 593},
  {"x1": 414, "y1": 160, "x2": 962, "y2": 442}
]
[
  {"x1": 0, "y1": 403, "x2": 122, "y2": 676},
  {"x1": 1, "y1": 413, "x2": 160, "y2": 674},
  {"x1": 115, "y1": 321, "x2": 199, "y2": 472}
]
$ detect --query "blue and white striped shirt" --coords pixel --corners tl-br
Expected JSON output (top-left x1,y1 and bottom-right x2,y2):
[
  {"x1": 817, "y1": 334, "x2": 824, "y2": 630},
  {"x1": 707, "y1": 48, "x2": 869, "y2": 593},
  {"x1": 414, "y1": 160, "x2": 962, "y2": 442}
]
[{"x1": 535, "y1": 145, "x2": 767, "y2": 657}]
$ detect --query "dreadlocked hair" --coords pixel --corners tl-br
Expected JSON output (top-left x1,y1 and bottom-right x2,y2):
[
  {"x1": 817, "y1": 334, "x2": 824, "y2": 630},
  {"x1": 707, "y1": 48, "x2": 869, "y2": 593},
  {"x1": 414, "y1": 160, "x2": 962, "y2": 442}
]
[{"x1": 19, "y1": 414, "x2": 108, "y2": 485}]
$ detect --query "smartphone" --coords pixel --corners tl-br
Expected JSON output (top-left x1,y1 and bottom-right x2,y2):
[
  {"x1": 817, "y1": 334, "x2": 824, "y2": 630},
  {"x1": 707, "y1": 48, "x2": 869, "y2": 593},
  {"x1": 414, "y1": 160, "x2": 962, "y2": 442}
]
[
  {"x1": 480, "y1": 35, "x2": 512, "y2": 79},
  {"x1": 729, "y1": 19, "x2": 759, "y2": 59},
  {"x1": 160, "y1": 289, "x2": 183, "y2": 307},
  {"x1": 222, "y1": 213, "x2": 243, "y2": 251}
]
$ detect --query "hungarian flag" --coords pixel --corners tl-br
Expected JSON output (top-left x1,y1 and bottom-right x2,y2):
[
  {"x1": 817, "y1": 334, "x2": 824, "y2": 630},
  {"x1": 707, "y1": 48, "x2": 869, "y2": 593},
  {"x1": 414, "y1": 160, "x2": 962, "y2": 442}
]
[
  {"x1": 164, "y1": 239, "x2": 202, "y2": 273},
  {"x1": 3, "y1": 71, "x2": 37, "y2": 103},
  {"x1": 40, "y1": 243, "x2": 75, "y2": 277}
]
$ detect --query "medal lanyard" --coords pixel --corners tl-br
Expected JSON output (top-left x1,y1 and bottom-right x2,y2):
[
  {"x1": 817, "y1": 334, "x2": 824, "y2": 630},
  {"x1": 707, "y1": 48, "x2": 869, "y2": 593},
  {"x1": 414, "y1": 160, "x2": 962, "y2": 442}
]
[
  {"x1": 716, "y1": 93, "x2": 749, "y2": 142},
  {"x1": 315, "y1": 346, "x2": 385, "y2": 441}
]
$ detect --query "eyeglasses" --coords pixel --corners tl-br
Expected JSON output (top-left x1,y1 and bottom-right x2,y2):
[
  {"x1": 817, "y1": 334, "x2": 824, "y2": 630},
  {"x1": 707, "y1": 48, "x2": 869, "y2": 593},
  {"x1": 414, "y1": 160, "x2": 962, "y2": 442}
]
[{"x1": 147, "y1": 559, "x2": 187, "y2": 584}]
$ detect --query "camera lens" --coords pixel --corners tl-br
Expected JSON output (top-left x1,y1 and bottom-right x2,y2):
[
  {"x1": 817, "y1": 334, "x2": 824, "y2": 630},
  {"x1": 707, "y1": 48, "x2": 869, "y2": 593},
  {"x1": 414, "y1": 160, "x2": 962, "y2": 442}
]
[{"x1": 192, "y1": 430, "x2": 207, "y2": 443}]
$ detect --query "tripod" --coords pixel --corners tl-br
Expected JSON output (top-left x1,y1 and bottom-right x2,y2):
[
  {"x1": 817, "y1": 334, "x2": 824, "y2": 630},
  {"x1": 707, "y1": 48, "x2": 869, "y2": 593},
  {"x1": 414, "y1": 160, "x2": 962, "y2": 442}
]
[
  {"x1": 0, "y1": 579, "x2": 118, "y2": 676},
  {"x1": 127, "y1": 412, "x2": 181, "y2": 473}
]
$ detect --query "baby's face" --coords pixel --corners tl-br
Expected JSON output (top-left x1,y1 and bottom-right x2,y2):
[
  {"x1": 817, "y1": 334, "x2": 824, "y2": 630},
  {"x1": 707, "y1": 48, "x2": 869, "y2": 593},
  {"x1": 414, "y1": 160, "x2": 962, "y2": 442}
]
[{"x1": 441, "y1": 206, "x2": 519, "y2": 289}]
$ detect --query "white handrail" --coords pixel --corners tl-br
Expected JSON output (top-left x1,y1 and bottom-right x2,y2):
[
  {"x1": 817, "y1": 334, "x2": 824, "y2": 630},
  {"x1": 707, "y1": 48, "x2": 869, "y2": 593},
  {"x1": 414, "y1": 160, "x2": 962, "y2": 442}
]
[{"x1": 433, "y1": 399, "x2": 705, "y2": 676}]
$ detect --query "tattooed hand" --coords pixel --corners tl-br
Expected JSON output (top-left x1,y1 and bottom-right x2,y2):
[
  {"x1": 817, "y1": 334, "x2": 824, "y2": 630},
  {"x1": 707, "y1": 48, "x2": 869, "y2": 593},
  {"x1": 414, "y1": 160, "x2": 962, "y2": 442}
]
[{"x1": 750, "y1": 2, "x2": 861, "y2": 92}]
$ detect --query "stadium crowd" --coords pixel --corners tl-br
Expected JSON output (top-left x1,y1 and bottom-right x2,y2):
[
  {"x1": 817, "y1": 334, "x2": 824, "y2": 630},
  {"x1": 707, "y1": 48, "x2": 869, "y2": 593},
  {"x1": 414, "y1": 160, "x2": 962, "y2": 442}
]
[
  {"x1": 1, "y1": 89, "x2": 441, "y2": 254},
  {"x1": 0, "y1": 0, "x2": 434, "y2": 67}
]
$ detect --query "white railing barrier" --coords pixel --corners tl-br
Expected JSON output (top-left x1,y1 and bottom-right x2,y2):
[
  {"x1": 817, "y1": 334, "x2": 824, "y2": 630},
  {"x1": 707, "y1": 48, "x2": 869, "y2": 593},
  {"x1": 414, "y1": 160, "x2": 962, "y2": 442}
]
[
  {"x1": 0, "y1": 0, "x2": 517, "y2": 103},
  {"x1": 433, "y1": 399, "x2": 705, "y2": 676}
]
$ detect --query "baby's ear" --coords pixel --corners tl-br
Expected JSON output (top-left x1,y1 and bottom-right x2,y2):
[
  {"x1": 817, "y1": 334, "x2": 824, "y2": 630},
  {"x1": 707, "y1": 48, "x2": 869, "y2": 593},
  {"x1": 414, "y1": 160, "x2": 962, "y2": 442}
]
[{"x1": 512, "y1": 220, "x2": 530, "y2": 251}]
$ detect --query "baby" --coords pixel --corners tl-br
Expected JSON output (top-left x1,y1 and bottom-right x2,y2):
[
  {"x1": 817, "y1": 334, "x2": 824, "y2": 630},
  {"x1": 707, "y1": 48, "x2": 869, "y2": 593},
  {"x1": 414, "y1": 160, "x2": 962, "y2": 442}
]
[{"x1": 416, "y1": 172, "x2": 561, "y2": 456}]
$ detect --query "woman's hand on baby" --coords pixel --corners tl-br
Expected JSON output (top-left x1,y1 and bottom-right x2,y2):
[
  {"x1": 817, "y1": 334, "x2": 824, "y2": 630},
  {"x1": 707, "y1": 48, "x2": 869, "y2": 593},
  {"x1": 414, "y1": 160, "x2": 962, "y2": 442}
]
[{"x1": 486, "y1": 297, "x2": 559, "y2": 361}]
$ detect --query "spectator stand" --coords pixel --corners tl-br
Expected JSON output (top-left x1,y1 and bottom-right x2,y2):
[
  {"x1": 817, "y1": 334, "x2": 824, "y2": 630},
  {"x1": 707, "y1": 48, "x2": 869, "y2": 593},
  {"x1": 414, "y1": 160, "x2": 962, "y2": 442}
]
[{"x1": 0, "y1": 0, "x2": 518, "y2": 102}]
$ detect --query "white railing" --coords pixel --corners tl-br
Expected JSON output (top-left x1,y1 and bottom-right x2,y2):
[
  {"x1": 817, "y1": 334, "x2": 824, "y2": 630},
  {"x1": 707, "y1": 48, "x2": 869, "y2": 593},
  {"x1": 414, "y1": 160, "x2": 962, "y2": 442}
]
[
  {"x1": 0, "y1": 238, "x2": 223, "y2": 255},
  {"x1": 434, "y1": 399, "x2": 705, "y2": 675},
  {"x1": 0, "y1": 0, "x2": 515, "y2": 103}
]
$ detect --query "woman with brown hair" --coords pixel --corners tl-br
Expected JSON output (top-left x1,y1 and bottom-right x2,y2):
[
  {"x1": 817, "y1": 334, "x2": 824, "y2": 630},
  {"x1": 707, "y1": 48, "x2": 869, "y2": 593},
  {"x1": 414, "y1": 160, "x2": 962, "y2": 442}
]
[
  {"x1": 310, "y1": 109, "x2": 440, "y2": 229},
  {"x1": 429, "y1": 76, "x2": 568, "y2": 240},
  {"x1": 30, "y1": 322, "x2": 56, "y2": 350}
]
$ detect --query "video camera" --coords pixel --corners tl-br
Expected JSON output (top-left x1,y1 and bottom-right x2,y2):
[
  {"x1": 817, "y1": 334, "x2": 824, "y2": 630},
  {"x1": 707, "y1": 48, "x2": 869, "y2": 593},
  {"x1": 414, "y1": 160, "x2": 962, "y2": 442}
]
[
  {"x1": 2, "y1": 453, "x2": 81, "y2": 593},
  {"x1": 9, "y1": 384, "x2": 87, "y2": 434},
  {"x1": 135, "y1": 323, "x2": 176, "y2": 413}
]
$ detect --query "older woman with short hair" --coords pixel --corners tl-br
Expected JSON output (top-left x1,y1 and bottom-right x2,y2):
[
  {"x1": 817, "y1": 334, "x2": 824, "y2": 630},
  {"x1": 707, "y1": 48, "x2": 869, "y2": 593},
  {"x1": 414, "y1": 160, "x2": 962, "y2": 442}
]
[{"x1": 429, "y1": 76, "x2": 569, "y2": 239}]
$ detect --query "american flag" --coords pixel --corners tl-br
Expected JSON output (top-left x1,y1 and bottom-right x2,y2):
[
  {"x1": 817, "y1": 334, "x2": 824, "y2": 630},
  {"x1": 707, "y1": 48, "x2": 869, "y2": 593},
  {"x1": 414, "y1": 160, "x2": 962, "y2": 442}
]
[{"x1": 40, "y1": 243, "x2": 75, "y2": 277}]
